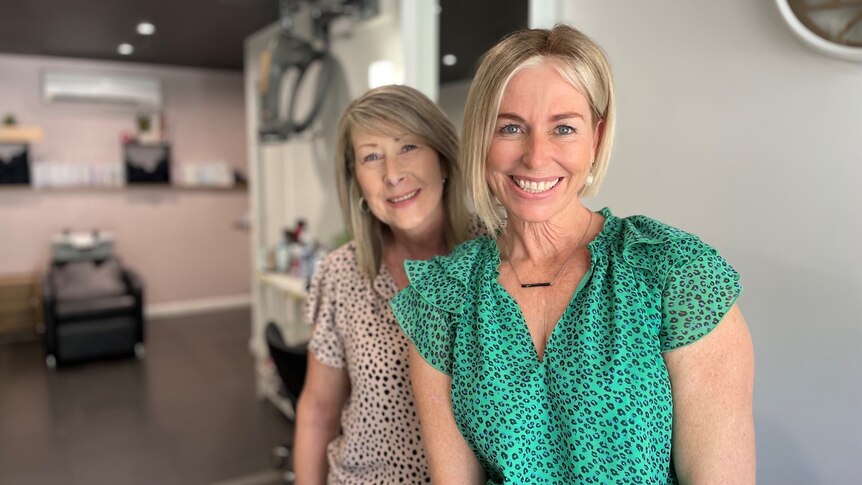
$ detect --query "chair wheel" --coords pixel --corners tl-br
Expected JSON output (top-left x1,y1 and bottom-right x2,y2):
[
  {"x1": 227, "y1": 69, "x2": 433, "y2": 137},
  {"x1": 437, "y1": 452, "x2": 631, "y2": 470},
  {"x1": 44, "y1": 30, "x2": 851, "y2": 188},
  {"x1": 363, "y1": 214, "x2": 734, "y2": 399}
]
[
  {"x1": 46, "y1": 355, "x2": 57, "y2": 369},
  {"x1": 134, "y1": 343, "x2": 146, "y2": 359}
]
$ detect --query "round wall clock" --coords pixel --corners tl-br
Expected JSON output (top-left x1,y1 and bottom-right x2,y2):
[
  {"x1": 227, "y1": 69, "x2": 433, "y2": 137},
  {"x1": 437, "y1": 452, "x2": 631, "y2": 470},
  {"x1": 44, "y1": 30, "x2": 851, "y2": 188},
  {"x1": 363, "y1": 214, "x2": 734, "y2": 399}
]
[{"x1": 775, "y1": 0, "x2": 862, "y2": 61}]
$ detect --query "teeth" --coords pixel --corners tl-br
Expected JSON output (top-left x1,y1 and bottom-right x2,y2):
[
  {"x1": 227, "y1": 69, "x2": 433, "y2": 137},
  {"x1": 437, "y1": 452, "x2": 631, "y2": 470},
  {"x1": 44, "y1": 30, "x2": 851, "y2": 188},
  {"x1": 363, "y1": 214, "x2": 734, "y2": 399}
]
[
  {"x1": 390, "y1": 190, "x2": 418, "y2": 203},
  {"x1": 514, "y1": 177, "x2": 559, "y2": 194}
]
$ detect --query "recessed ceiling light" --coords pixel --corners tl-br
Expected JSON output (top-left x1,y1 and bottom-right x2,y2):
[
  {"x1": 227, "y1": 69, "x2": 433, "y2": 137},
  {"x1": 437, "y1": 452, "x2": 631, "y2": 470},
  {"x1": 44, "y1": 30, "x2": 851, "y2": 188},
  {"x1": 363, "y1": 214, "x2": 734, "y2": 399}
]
[
  {"x1": 442, "y1": 54, "x2": 457, "y2": 66},
  {"x1": 137, "y1": 22, "x2": 156, "y2": 35},
  {"x1": 118, "y1": 43, "x2": 134, "y2": 55}
]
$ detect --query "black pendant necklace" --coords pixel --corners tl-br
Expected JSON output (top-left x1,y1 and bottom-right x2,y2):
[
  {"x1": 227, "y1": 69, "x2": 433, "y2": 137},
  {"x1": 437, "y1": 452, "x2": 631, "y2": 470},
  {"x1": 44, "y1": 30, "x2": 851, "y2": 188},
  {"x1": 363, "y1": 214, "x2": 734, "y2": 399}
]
[{"x1": 506, "y1": 211, "x2": 594, "y2": 288}]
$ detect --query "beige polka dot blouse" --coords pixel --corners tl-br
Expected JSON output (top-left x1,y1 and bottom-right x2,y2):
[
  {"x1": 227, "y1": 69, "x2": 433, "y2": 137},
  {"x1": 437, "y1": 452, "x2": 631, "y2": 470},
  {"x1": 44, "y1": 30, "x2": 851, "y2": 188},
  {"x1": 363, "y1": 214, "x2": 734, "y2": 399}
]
[
  {"x1": 306, "y1": 241, "x2": 430, "y2": 484},
  {"x1": 305, "y1": 220, "x2": 484, "y2": 484}
]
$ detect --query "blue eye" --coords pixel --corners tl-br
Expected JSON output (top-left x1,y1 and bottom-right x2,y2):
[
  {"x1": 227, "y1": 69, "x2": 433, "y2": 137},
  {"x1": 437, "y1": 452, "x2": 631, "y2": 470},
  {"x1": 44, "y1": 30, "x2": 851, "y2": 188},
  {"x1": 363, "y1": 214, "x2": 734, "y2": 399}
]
[
  {"x1": 554, "y1": 125, "x2": 575, "y2": 135},
  {"x1": 363, "y1": 153, "x2": 381, "y2": 162},
  {"x1": 402, "y1": 144, "x2": 418, "y2": 153},
  {"x1": 499, "y1": 124, "x2": 522, "y2": 135}
]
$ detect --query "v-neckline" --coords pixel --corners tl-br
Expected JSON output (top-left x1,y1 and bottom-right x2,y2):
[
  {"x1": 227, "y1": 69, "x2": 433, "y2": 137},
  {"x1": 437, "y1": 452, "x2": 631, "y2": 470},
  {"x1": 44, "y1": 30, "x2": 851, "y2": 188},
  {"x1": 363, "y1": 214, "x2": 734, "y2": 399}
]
[
  {"x1": 493, "y1": 261, "x2": 594, "y2": 365},
  {"x1": 489, "y1": 211, "x2": 611, "y2": 365}
]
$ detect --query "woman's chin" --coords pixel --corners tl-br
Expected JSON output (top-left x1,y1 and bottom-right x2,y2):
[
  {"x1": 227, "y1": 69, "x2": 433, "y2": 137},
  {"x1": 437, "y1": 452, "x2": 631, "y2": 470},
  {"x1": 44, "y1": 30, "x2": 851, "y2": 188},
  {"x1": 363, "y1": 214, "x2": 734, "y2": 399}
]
[{"x1": 505, "y1": 208, "x2": 558, "y2": 226}]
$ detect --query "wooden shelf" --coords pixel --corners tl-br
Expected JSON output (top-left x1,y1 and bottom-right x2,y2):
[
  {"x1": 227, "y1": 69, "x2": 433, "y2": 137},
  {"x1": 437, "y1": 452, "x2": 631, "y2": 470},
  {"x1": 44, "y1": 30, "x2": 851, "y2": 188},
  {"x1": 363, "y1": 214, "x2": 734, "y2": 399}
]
[
  {"x1": 257, "y1": 272, "x2": 307, "y2": 299},
  {"x1": 0, "y1": 126, "x2": 43, "y2": 143},
  {"x1": 171, "y1": 183, "x2": 248, "y2": 191}
]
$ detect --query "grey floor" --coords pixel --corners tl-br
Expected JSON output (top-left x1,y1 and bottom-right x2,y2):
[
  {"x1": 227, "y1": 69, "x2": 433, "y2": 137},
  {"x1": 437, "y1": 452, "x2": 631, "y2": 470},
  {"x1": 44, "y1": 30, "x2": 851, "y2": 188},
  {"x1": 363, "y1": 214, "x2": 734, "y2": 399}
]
[{"x1": 0, "y1": 309, "x2": 292, "y2": 485}]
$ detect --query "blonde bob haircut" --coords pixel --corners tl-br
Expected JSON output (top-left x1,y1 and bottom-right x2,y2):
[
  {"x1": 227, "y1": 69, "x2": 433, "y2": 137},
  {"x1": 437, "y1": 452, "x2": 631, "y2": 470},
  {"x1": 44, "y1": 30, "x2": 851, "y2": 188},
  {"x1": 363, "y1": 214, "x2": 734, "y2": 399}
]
[
  {"x1": 462, "y1": 24, "x2": 617, "y2": 234},
  {"x1": 334, "y1": 84, "x2": 471, "y2": 280}
]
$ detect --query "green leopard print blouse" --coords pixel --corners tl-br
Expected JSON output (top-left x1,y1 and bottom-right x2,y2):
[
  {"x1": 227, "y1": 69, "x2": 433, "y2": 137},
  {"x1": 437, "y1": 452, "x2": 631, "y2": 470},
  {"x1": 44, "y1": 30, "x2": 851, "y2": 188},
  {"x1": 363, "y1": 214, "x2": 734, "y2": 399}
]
[{"x1": 391, "y1": 207, "x2": 742, "y2": 484}]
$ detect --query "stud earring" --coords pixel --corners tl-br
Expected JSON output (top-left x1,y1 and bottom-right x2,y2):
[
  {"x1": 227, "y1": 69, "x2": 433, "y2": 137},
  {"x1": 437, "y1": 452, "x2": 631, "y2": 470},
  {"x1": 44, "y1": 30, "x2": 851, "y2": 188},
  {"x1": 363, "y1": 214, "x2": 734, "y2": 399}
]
[{"x1": 585, "y1": 173, "x2": 595, "y2": 187}]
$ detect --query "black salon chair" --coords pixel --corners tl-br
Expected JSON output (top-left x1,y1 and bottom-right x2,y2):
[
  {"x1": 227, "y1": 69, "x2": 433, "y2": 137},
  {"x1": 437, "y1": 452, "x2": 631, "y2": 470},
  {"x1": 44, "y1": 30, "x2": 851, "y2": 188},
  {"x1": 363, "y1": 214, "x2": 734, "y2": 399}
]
[
  {"x1": 42, "y1": 257, "x2": 145, "y2": 368},
  {"x1": 265, "y1": 321, "x2": 308, "y2": 484}
]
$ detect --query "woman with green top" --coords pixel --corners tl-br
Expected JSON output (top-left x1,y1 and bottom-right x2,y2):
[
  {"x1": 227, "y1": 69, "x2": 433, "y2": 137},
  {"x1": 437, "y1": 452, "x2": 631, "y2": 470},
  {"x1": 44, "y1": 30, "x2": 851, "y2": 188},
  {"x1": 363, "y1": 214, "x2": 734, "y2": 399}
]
[{"x1": 391, "y1": 25, "x2": 755, "y2": 484}]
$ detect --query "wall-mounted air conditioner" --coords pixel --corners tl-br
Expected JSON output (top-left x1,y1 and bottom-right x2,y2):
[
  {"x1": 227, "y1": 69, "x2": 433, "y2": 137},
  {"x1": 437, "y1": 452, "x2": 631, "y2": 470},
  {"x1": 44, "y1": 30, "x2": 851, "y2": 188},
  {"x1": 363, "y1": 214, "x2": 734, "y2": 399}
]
[{"x1": 42, "y1": 71, "x2": 163, "y2": 109}]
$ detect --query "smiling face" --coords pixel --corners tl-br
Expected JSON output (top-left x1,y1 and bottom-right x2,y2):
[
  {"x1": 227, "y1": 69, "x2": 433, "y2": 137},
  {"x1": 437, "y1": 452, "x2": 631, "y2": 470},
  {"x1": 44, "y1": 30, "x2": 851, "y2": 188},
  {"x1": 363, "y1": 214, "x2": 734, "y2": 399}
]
[
  {"x1": 486, "y1": 61, "x2": 601, "y2": 226},
  {"x1": 352, "y1": 127, "x2": 446, "y2": 237}
]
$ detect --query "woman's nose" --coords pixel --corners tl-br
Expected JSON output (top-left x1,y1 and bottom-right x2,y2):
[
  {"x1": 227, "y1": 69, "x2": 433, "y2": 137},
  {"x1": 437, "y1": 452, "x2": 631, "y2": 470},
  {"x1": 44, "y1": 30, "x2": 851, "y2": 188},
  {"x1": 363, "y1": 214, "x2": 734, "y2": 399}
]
[
  {"x1": 383, "y1": 158, "x2": 405, "y2": 185},
  {"x1": 522, "y1": 132, "x2": 551, "y2": 169}
]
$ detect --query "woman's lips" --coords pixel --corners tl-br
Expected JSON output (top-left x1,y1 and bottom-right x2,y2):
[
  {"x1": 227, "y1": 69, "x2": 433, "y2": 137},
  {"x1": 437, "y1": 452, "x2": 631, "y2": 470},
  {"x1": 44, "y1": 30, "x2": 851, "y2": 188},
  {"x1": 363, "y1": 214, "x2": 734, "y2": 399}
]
[
  {"x1": 387, "y1": 189, "x2": 420, "y2": 204},
  {"x1": 510, "y1": 176, "x2": 562, "y2": 194}
]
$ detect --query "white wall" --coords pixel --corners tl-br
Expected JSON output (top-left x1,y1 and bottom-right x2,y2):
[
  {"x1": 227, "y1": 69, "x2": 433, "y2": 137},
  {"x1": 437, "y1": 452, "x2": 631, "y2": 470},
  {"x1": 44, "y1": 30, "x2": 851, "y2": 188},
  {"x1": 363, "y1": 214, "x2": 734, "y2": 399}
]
[
  {"x1": 245, "y1": 1, "x2": 406, "y2": 253},
  {"x1": 561, "y1": 2, "x2": 862, "y2": 483},
  {"x1": 245, "y1": 1, "x2": 411, "y2": 349}
]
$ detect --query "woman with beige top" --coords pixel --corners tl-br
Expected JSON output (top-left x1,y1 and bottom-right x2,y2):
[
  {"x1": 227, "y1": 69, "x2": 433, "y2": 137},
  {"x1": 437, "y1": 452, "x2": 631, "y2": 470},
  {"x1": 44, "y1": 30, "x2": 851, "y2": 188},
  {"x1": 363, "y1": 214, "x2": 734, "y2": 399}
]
[{"x1": 293, "y1": 85, "x2": 480, "y2": 484}]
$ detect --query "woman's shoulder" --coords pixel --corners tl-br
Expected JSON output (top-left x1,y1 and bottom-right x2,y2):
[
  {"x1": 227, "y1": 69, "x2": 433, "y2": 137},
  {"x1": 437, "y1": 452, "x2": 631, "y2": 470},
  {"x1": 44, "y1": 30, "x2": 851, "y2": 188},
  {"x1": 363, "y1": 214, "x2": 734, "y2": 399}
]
[
  {"x1": 311, "y1": 241, "x2": 364, "y2": 286},
  {"x1": 405, "y1": 236, "x2": 495, "y2": 283},
  {"x1": 401, "y1": 236, "x2": 496, "y2": 313},
  {"x1": 600, "y1": 208, "x2": 724, "y2": 276},
  {"x1": 325, "y1": 240, "x2": 359, "y2": 260},
  {"x1": 315, "y1": 241, "x2": 357, "y2": 273},
  {"x1": 466, "y1": 213, "x2": 492, "y2": 239},
  {"x1": 443, "y1": 235, "x2": 496, "y2": 272},
  {"x1": 605, "y1": 209, "x2": 695, "y2": 243}
]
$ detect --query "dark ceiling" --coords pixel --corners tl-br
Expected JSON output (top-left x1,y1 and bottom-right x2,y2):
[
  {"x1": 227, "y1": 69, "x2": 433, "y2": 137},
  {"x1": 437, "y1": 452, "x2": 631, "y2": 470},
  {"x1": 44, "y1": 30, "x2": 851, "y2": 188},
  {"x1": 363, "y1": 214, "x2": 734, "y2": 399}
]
[
  {"x1": 438, "y1": 0, "x2": 527, "y2": 84},
  {"x1": 0, "y1": 0, "x2": 527, "y2": 81},
  {"x1": 0, "y1": 0, "x2": 279, "y2": 70}
]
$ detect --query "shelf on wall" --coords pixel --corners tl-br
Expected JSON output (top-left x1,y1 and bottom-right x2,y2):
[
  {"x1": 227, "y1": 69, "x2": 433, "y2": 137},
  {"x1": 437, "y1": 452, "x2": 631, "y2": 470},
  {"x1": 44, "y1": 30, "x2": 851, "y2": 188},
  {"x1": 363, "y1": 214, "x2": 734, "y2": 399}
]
[
  {"x1": 171, "y1": 183, "x2": 248, "y2": 191},
  {"x1": 0, "y1": 126, "x2": 43, "y2": 143},
  {"x1": 257, "y1": 272, "x2": 307, "y2": 299}
]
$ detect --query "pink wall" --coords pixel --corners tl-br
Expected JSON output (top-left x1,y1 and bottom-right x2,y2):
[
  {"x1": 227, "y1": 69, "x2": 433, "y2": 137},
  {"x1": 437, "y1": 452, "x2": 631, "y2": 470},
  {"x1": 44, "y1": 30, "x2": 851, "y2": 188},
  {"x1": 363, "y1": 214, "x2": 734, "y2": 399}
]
[{"x1": 0, "y1": 54, "x2": 250, "y2": 305}]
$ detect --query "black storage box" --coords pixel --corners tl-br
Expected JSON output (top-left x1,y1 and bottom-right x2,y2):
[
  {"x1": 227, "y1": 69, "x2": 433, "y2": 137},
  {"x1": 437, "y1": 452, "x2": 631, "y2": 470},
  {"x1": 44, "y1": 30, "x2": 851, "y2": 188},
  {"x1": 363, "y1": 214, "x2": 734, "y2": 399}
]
[
  {"x1": 0, "y1": 143, "x2": 30, "y2": 185},
  {"x1": 124, "y1": 143, "x2": 170, "y2": 184}
]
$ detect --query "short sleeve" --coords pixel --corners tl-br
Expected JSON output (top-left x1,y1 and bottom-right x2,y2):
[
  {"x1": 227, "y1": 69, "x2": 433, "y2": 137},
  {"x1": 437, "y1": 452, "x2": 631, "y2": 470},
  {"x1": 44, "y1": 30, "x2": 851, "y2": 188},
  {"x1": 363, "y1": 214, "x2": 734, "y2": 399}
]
[
  {"x1": 390, "y1": 238, "x2": 488, "y2": 376},
  {"x1": 391, "y1": 285, "x2": 457, "y2": 376},
  {"x1": 660, "y1": 241, "x2": 742, "y2": 352},
  {"x1": 305, "y1": 255, "x2": 346, "y2": 369}
]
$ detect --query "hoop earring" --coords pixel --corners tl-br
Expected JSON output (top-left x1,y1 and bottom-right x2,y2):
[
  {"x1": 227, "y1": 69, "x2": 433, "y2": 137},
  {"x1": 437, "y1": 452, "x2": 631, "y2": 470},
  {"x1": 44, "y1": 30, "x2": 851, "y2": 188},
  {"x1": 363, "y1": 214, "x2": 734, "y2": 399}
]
[{"x1": 358, "y1": 197, "x2": 369, "y2": 213}]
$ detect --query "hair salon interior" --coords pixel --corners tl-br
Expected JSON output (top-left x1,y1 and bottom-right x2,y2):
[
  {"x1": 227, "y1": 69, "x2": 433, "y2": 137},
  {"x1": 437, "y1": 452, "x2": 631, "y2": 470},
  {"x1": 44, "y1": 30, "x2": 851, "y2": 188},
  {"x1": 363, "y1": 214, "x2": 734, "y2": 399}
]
[{"x1": 0, "y1": 0, "x2": 859, "y2": 484}]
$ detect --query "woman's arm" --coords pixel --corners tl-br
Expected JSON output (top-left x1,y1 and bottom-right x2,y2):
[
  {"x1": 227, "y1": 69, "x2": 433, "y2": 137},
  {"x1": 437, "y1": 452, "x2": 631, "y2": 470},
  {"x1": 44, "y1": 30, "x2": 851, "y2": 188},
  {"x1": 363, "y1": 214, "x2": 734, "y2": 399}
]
[
  {"x1": 663, "y1": 303, "x2": 755, "y2": 484},
  {"x1": 409, "y1": 344, "x2": 485, "y2": 484},
  {"x1": 293, "y1": 353, "x2": 351, "y2": 485}
]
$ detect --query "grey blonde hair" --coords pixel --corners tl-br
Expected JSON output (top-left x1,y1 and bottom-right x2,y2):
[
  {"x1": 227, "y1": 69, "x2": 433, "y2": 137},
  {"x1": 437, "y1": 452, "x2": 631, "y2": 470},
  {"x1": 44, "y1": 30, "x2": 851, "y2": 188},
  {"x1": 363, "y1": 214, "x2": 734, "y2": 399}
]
[
  {"x1": 334, "y1": 85, "x2": 471, "y2": 280},
  {"x1": 462, "y1": 24, "x2": 617, "y2": 234}
]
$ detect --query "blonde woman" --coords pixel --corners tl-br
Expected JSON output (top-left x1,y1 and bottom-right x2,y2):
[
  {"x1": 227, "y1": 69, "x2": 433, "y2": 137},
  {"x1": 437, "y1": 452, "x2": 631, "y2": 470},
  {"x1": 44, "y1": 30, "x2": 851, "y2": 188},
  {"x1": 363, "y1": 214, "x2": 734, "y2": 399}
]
[
  {"x1": 294, "y1": 85, "x2": 479, "y2": 484},
  {"x1": 392, "y1": 26, "x2": 755, "y2": 484}
]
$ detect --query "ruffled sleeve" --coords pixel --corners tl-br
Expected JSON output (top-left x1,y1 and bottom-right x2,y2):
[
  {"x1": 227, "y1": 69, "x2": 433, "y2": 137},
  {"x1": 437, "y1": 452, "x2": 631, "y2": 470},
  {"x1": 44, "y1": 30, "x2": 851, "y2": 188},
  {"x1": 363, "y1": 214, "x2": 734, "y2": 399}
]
[
  {"x1": 305, "y1": 252, "x2": 345, "y2": 369},
  {"x1": 615, "y1": 215, "x2": 742, "y2": 352},
  {"x1": 659, "y1": 239, "x2": 741, "y2": 351},
  {"x1": 390, "y1": 238, "x2": 486, "y2": 376}
]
